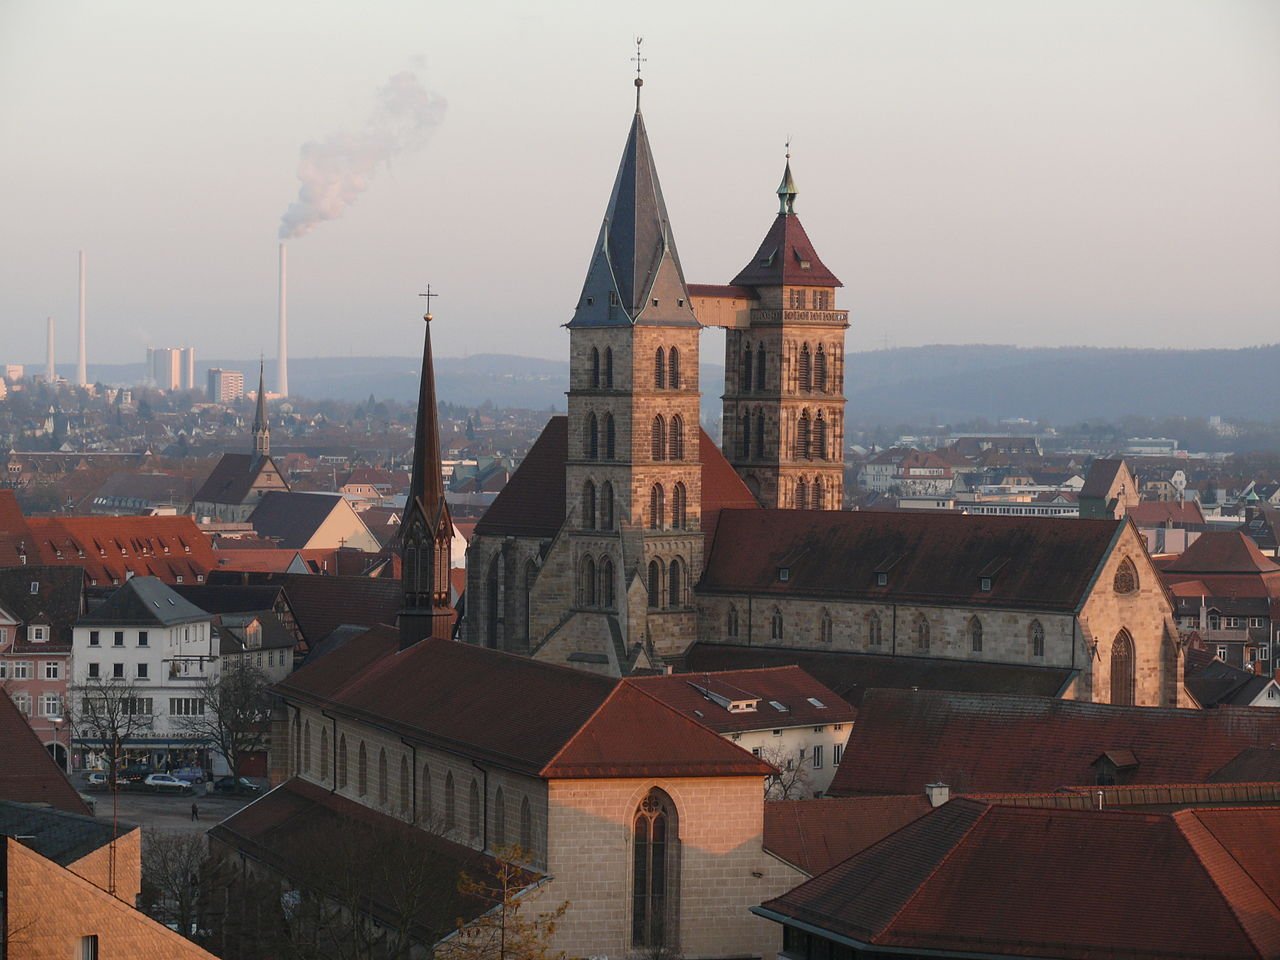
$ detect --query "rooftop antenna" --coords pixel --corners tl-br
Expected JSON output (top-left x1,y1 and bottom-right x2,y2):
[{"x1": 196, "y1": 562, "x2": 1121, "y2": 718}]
[{"x1": 632, "y1": 36, "x2": 646, "y2": 110}]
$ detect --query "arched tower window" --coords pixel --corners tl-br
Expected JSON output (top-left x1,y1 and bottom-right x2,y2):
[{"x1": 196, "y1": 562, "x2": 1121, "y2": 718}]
[
  {"x1": 671, "y1": 482, "x2": 687, "y2": 530},
  {"x1": 633, "y1": 789, "x2": 680, "y2": 949},
  {"x1": 771, "y1": 607, "x2": 784, "y2": 641},
  {"x1": 739, "y1": 412, "x2": 751, "y2": 460},
  {"x1": 798, "y1": 343, "x2": 812, "y2": 392},
  {"x1": 585, "y1": 412, "x2": 599, "y2": 460},
  {"x1": 590, "y1": 347, "x2": 600, "y2": 388},
  {"x1": 600, "y1": 556, "x2": 615, "y2": 609},
  {"x1": 668, "y1": 347, "x2": 680, "y2": 389},
  {"x1": 654, "y1": 347, "x2": 665, "y2": 389},
  {"x1": 915, "y1": 615, "x2": 931, "y2": 651},
  {"x1": 796, "y1": 411, "x2": 811, "y2": 460},
  {"x1": 652, "y1": 416, "x2": 666, "y2": 461},
  {"x1": 669, "y1": 415, "x2": 684, "y2": 460},
  {"x1": 649, "y1": 483, "x2": 665, "y2": 530},
  {"x1": 495, "y1": 786, "x2": 506, "y2": 848},
  {"x1": 469, "y1": 778, "x2": 481, "y2": 841},
  {"x1": 399, "y1": 754, "x2": 409, "y2": 814},
  {"x1": 582, "y1": 479, "x2": 596, "y2": 530},
  {"x1": 1111, "y1": 630, "x2": 1136, "y2": 705},
  {"x1": 668, "y1": 557, "x2": 684, "y2": 608},
  {"x1": 812, "y1": 477, "x2": 825, "y2": 510},
  {"x1": 378, "y1": 747, "x2": 388, "y2": 805},
  {"x1": 337, "y1": 734, "x2": 348, "y2": 788},
  {"x1": 647, "y1": 559, "x2": 662, "y2": 608},
  {"x1": 727, "y1": 604, "x2": 740, "y2": 638},
  {"x1": 742, "y1": 344, "x2": 754, "y2": 392},
  {"x1": 815, "y1": 345, "x2": 828, "y2": 392},
  {"x1": 756, "y1": 344, "x2": 766, "y2": 391},
  {"x1": 604, "y1": 414, "x2": 616, "y2": 459},
  {"x1": 580, "y1": 555, "x2": 597, "y2": 607},
  {"x1": 796, "y1": 477, "x2": 809, "y2": 510},
  {"x1": 1114, "y1": 557, "x2": 1138, "y2": 595},
  {"x1": 814, "y1": 413, "x2": 828, "y2": 461},
  {"x1": 755, "y1": 411, "x2": 766, "y2": 459},
  {"x1": 969, "y1": 617, "x2": 983, "y2": 653},
  {"x1": 600, "y1": 482, "x2": 615, "y2": 531},
  {"x1": 820, "y1": 609, "x2": 834, "y2": 644},
  {"x1": 867, "y1": 610, "x2": 883, "y2": 646},
  {"x1": 357, "y1": 741, "x2": 368, "y2": 796},
  {"x1": 320, "y1": 726, "x2": 330, "y2": 779},
  {"x1": 604, "y1": 347, "x2": 614, "y2": 389},
  {"x1": 1030, "y1": 620, "x2": 1045, "y2": 658},
  {"x1": 445, "y1": 772, "x2": 456, "y2": 831}
]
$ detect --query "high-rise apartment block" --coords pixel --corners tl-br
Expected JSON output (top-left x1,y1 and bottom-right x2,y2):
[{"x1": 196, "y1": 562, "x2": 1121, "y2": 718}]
[
  {"x1": 207, "y1": 368, "x2": 245, "y2": 403},
  {"x1": 146, "y1": 346, "x2": 196, "y2": 391}
]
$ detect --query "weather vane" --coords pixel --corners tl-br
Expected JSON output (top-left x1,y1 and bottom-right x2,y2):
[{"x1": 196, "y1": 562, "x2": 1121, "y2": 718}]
[
  {"x1": 785, "y1": 137, "x2": 791, "y2": 160},
  {"x1": 418, "y1": 285, "x2": 439, "y2": 322},
  {"x1": 632, "y1": 36, "x2": 646, "y2": 107}
]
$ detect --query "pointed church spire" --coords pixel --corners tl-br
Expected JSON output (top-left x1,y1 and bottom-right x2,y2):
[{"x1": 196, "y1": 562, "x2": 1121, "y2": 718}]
[
  {"x1": 407, "y1": 307, "x2": 445, "y2": 521},
  {"x1": 252, "y1": 359, "x2": 269, "y2": 459},
  {"x1": 778, "y1": 144, "x2": 798, "y2": 215}
]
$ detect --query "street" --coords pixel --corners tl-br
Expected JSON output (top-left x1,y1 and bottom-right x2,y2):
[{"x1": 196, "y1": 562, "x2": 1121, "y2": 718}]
[{"x1": 74, "y1": 772, "x2": 264, "y2": 834}]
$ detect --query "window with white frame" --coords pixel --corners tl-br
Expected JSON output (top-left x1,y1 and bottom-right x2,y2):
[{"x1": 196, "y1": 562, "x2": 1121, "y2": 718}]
[
  {"x1": 87, "y1": 662, "x2": 100, "y2": 678},
  {"x1": 12, "y1": 692, "x2": 31, "y2": 715},
  {"x1": 136, "y1": 663, "x2": 149, "y2": 679},
  {"x1": 169, "y1": 697, "x2": 205, "y2": 716},
  {"x1": 11, "y1": 661, "x2": 31, "y2": 680},
  {"x1": 28, "y1": 625, "x2": 48, "y2": 642},
  {"x1": 1216, "y1": 645, "x2": 1228, "y2": 659},
  {"x1": 40, "y1": 693, "x2": 60, "y2": 717},
  {"x1": 0, "y1": 627, "x2": 7, "y2": 644},
  {"x1": 89, "y1": 630, "x2": 100, "y2": 646},
  {"x1": 113, "y1": 631, "x2": 124, "y2": 647},
  {"x1": 0, "y1": 662, "x2": 6, "y2": 679},
  {"x1": 112, "y1": 663, "x2": 124, "y2": 679},
  {"x1": 812, "y1": 745, "x2": 824, "y2": 769},
  {"x1": 43, "y1": 661, "x2": 60, "y2": 680},
  {"x1": 138, "y1": 631, "x2": 148, "y2": 647}
]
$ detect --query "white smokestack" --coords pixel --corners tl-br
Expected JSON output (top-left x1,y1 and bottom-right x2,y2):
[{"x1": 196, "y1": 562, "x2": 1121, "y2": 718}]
[
  {"x1": 46, "y1": 316, "x2": 55, "y2": 382},
  {"x1": 277, "y1": 242, "x2": 288, "y2": 397},
  {"x1": 76, "y1": 250, "x2": 87, "y2": 386}
]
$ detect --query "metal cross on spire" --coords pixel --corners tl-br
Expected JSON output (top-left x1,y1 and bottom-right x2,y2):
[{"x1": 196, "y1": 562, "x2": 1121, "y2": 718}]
[
  {"x1": 632, "y1": 36, "x2": 646, "y2": 109},
  {"x1": 418, "y1": 284, "x2": 439, "y2": 322}
]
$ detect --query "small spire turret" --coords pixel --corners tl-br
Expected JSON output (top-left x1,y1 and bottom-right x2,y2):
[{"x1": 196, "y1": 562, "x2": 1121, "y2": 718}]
[
  {"x1": 778, "y1": 142, "x2": 798, "y2": 215},
  {"x1": 252, "y1": 359, "x2": 269, "y2": 459}
]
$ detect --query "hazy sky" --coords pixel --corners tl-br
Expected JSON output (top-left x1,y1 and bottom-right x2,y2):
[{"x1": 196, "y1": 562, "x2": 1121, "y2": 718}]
[{"x1": 2, "y1": 0, "x2": 1277, "y2": 374}]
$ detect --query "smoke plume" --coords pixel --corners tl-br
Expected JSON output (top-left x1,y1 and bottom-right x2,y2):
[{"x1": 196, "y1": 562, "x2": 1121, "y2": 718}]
[{"x1": 278, "y1": 71, "x2": 447, "y2": 240}]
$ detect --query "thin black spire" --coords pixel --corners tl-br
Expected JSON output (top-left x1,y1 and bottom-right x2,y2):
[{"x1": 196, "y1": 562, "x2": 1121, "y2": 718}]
[{"x1": 252, "y1": 359, "x2": 269, "y2": 459}]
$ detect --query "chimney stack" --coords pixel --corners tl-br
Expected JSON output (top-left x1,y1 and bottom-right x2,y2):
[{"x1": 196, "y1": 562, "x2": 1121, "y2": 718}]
[
  {"x1": 46, "y1": 316, "x2": 55, "y2": 382},
  {"x1": 925, "y1": 782, "x2": 950, "y2": 807},
  {"x1": 76, "y1": 250, "x2": 87, "y2": 386},
  {"x1": 277, "y1": 242, "x2": 288, "y2": 397}
]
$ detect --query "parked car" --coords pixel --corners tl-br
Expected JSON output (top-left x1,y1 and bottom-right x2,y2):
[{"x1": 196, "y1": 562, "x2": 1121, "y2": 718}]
[
  {"x1": 119, "y1": 764, "x2": 152, "y2": 783},
  {"x1": 144, "y1": 773, "x2": 193, "y2": 794},
  {"x1": 85, "y1": 771, "x2": 109, "y2": 790},
  {"x1": 172, "y1": 767, "x2": 206, "y2": 784},
  {"x1": 213, "y1": 776, "x2": 262, "y2": 795}
]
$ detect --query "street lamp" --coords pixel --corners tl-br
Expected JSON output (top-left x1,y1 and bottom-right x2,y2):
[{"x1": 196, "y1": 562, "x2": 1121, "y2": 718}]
[{"x1": 50, "y1": 715, "x2": 68, "y2": 774}]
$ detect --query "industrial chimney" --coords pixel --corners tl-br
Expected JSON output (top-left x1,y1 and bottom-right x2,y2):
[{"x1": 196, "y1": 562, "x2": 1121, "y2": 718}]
[
  {"x1": 46, "y1": 316, "x2": 55, "y2": 382},
  {"x1": 277, "y1": 242, "x2": 288, "y2": 397},
  {"x1": 76, "y1": 250, "x2": 87, "y2": 386}
]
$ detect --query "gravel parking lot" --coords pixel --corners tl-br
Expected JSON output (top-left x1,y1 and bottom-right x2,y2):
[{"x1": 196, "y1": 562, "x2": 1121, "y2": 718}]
[{"x1": 75, "y1": 773, "x2": 264, "y2": 834}]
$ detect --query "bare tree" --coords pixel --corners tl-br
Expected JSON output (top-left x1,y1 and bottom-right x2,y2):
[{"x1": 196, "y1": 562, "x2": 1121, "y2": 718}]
[
  {"x1": 71, "y1": 675, "x2": 150, "y2": 789},
  {"x1": 175, "y1": 659, "x2": 271, "y2": 780},
  {"x1": 440, "y1": 846, "x2": 568, "y2": 960},
  {"x1": 759, "y1": 744, "x2": 814, "y2": 801},
  {"x1": 142, "y1": 829, "x2": 208, "y2": 938}
]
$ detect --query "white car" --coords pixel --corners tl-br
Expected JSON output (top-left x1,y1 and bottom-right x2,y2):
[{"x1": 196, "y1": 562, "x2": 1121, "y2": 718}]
[{"x1": 144, "y1": 773, "x2": 192, "y2": 794}]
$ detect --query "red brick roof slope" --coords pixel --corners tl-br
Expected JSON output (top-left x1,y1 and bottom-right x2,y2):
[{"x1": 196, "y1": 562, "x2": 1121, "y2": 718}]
[
  {"x1": 1128, "y1": 500, "x2": 1207, "y2": 526},
  {"x1": 700, "y1": 510, "x2": 1123, "y2": 612},
  {"x1": 730, "y1": 213, "x2": 842, "y2": 288},
  {"x1": 24, "y1": 514, "x2": 216, "y2": 586},
  {"x1": 699, "y1": 432, "x2": 759, "y2": 542},
  {"x1": 1183, "y1": 806, "x2": 1280, "y2": 948},
  {"x1": 207, "y1": 571, "x2": 402, "y2": 646},
  {"x1": 828, "y1": 689, "x2": 1280, "y2": 797},
  {"x1": 0, "y1": 689, "x2": 90, "y2": 815},
  {"x1": 686, "y1": 283, "x2": 757, "y2": 300},
  {"x1": 1210, "y1": 747, "x2": 1280, "y2": 783},
  {"x1": 760, "y1": 800, "x2": 1280, "y2": 959},
  {"x1": 1164, "y1": 530, "x2": 1280, "y2": 574},
  {"x1": 0, "y1": 490, "x2": 34, "y2": 566},
  {"x1": 474, "y1": 417, "x2": 567, "y2": 538},
  {"x1": 1079, "y1": 458, "x2": 1125, "y2": 499},
  {"x1": 628, "y1": 665, "x2": 856, "y2": 734},
  {"x1": 764, "y1": 795, "x2": 931, "y2": 876},
  {"x1": 684, "y1": 644, "x2": 1074, "y2": 710}
]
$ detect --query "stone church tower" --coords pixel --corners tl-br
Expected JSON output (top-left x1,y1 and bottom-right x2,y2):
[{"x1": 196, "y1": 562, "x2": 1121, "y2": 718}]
[
  {"x1": 562, "y1": 81, "x2": 704, "y2": 658},
  {"x1": 718, "y1": 160, "x2": 848, "y2": 509}
]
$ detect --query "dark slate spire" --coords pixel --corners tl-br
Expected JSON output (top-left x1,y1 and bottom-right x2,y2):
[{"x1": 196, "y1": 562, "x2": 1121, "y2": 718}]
[
  {"x1": 407, "y1": 314, "x2": 445, "y2": 520},
  {"x1": 778, "y1": 156, "x2": 798, "y2": 215},
  {"x1": 568, "y1": 93, "x2": 698, "y2": 329},
  {"x1": 252, "y1": 360, "x2": 269, "y2": 459}
]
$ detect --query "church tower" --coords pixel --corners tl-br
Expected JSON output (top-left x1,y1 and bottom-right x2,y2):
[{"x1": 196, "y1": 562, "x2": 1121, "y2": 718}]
[
  {"x1": 251, "y1": 360, "x2": 270, "y2": 461},
  {"x1": 397, "y1": 309, "x2": 454, "y2": 648},
  {"x1": 562, "y1": 73, "x2": 703, "y2": 658},
  {"x1": 720, "y1": 158, "x2": 848, "y2": 509}
]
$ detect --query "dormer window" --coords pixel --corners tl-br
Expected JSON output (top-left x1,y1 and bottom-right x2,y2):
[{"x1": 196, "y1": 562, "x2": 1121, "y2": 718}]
[
  {"x1": 980, "y1": 577, "x2": 992, "y2": 592},
  {"x1": 29, "y1": 625, "x2": 48, "y2": 642},
  {"x1": 876, "y1": 572, "x2": 888, "y2": 587},
  {"x1": 778, "y1": 567, "x2": 790, "y2": 582},
  {"x1": 608, "y1": 290, "x2": 619, "y2": 307},
  {"x1": 29, "y1": 582, "x2": 38, "y2": 595},
  {"x1": 586, "y1": 296, "x2": 594, "y2": 306},
  {"x1": 652, "y1": 298, "x2": 659, "y2": 307}
]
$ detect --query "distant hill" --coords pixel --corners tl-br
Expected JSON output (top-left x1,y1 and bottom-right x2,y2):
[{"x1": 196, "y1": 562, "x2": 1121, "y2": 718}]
[{"x1": 67, "y1": 342, "x2": 1280, "y2": 423}]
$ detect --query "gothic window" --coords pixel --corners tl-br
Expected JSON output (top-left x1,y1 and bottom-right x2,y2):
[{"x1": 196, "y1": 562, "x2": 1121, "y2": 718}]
[
  {"x1": 580, "y1": 556, "x2": 597, "y2": 607},
  {"x1": 601, "y1": 482, "x2": 615, "y2": 530},
  {"x1": 1030, "y1": 620, "x2": 1045, "y2": 658},
  {"x1": 604, "y1": 414, "x2": 616, "y2": 459},
  {"x1": 654, "y1": 348, "x2": 665, "y2": 389},
  {"x1": 814, "y1": 413, "x2": 828, "y2": 461},
  {"x1": 378, "y1": 747, "x2": 388, "y2": 805},
  {"x1": 668, "y1": 557, "x2": 684, "y2": 608},
  {"x1": 671, "y1": 483, "x2": 687, "y2": 530},
  {"x1": 820, "y1": 609, "x2": 834, "y2": 644},
  {"x1": 756, "y1": 344, "x2": 766, "y2": 391},
  {"x1": 795, "y1": 477, "x2": 809, "y2": 510},
  {"x1": 969, "y1": 617, "x2": 983, "y2": 653},
  {"x1": 668, "y1": 347, "x2": 680, "y2": 389},
  {"x1": 867, "y1": 610, "x2": 883, "y2": 646},
  {"x1": 755, "y1": 411, "x2": 766, "y2": 458},
  {"x1": 1111, "y1": 630, "x2": 1136, "y2": 705},
  {"x1": 485, "y1": 555, "x2": 501, "y2": 650},
  {"x1": 399, "y1": 755, "x2": 409, "y2": 814},
  {"x1": 585, "y1": 412, "x2": 599, "y2": 460},
  {"x1": 669, "y1": 415, "x2": 684, "y2": 460},
  {"x1": 600, "y1": 556, "x2": 615, "y2": 608},
  {"x1": 583, "y1": 480, "x2": 596, "y2": 530},
  {"x1": 652, "y1": 416, "x2": 666, "y2": 461},
  {"x1": 604, "y1": 347, "x2": 614, "y2": 388},
  {"x1": 649, "y1": 484, "x2": 665, "y2": 530},
  {"x1": 303, "y1": 719, "x2": 311, "y2": 773},
  {"x1": 727, "y1": 604, "x2": 740, "y2": 638},
  {"x1": 293, "y1": 715, "x2": 301, "y2": 772},
  {"x1": 798, "y1": 343, "x2": 812, "y2": 392},
  {"x1": 742, "y1": 345, "x2": 754, "y2": 392},
  {"x1": 357, "y1": 741, "x2": 368, "y2": 796},
  {"x1": 469, "y1": 778, "x2": 481, "y2": 841},
  {"x1": 815, "y1": 345, "x2": 828, "y2": 392},
  {"x1": 796, "y1": 411, "x2": 811, "y2": 460},
  {"x1": 771, "y1": 607, "x2": 784, "y2": 641},
  {"x1": 524, "y1": 560, "x2": 537, "y2": 643},
  {"x1": 739, "y1": 412, "x2": 751, "y2": 460},
  {"x1": 403, "y1": 544, "x2": 418, "y2": 604},
  {"x1": 422, "y1": 764, "x2": 433, "y2": 822},
  {"x1": 590, "y1": 347, "x2": 600, "y2": 388},
  {"x1": 495, "y1": 787, "x2": 506, "y2": 848},
  {"x1": 1114, "y1": 557, "x2": 1138, "y2": 595},
  {"x1": 647, "y1": 560, "x2": 662, "y2": 608},
  {"x1": 915, "y1": 615, "x2": 931, "y2": 651},
  {"x1": 812, "y1": 477, "x2": 825, "y2": 510},
  {"x1": 320, "y1": 726, "x2": 330, "y2": 779},
  {"x1": 632, "y1": 788, "x2": 679, "y2": 949},
  {"x1": 337, "y1": 734, "x2": 347, "y2": 788},
  {"x1": 520, "y1": 796, "x2": 533, "y2": 855},
  {"x1": 445, "y1": 772, "x2": 456, "y2": 831}
]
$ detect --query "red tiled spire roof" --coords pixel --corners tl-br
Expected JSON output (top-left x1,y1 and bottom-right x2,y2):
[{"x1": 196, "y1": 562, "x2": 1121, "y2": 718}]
[{"x1": 730, "y1": 160, "x2": 840, "y2": 288}]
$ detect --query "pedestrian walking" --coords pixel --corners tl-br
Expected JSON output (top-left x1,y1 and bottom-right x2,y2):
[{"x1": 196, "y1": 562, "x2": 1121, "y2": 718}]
[{"x1": 191, "y1": 801, "x2": 199, "y2": 822}]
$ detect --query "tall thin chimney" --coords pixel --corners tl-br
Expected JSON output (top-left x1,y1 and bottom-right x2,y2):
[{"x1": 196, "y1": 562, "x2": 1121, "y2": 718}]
[
  {"x1": 46, "y1": 316, "x2": 55, "y2": 382},
  {"x1": 277, "y1": 242, "x2": 289, "y2": 397},
  {"x1": 76, "y1": 250, "x2": 87, "y2": 386}
]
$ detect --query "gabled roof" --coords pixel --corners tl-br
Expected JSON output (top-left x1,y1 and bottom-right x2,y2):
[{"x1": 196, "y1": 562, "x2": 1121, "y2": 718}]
[
  {"x1": 1210, "y1": 747, "x2": 1280, "y2": 783},
  {"x1": 1187, "y1": 659, "x2": 1279, "y2": 708},
  {"x1": 24, "y1": 514, "x2": 217, "y2": 586},
  {"x1": 0, "y1": 565, "x2": 83, "y2": 650},
  {"x1": 1079, "y1": 457, "x2": 1128, "y2": 499},
  {"x1": 568, "y1": 108, "x2": 698, "y2": 329},
  {"x1": 1164, "y1": 530, "x2": 1280, "y2": 574},
  {"x1": 758, "y1": 800, "x2": 1280, "y2": 959},
  {"x1": 0, "y1": 690, "x2": 90, "y2": 814},
  {"x1": 206, "y1": 571, "x2": 402, "y2": 647},
  {"x1": 828, "y1": 689, "x2": 1280, "y2": 796},
  {"x1": 78, "y1": 575, "x2": 211, "y2": 627},
  {"x1": 249, "y1": 492, "x2": 366, "y2": 549},
  {"x1": 0, "y1": 799, "x2": 136, "y2": 867},
  {"x1": 763, "y1": 795, "x2": 932, "y2": 876},
  {"x1": 1127, "y1": 499, "x2": 1207, "y2": 526},
  {"x1": 700, "y1": 510, "x2": 1125, "y2": 612},
  {"x1": 193, "y1": 452, "x2": 279, "y2": 506}
]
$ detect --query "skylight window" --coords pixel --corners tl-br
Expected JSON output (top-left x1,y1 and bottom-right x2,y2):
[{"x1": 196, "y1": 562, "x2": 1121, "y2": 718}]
[
  {"x1": 769, "y1": 700, "x2": 789, "y2": 713},
  {"x1": 876, "y1": 572, "x2": 888, "y2": 587},
  {"x1": 29, "y1": 582, "x2": 38, "y2": 595},
  {"x1": 807, "y1": 697, "x2": 827, "y2": 709}
]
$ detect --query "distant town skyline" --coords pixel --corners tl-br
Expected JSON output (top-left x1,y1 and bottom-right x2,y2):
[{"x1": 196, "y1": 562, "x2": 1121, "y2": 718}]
[{"x1": 2, "y1": 0, "x2": 1277, "y2": 377}]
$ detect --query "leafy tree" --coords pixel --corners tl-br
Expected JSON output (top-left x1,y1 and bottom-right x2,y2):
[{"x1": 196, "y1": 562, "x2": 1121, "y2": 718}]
[{"x1": 174, "y1": 659, "x2": 271, "y2": 780}]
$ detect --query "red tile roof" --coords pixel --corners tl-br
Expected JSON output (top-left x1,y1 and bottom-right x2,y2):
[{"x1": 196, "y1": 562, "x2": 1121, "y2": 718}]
[
  {"x1": 0, "y1": 689, "x2": 90, "y2": 815},
  {"x1": 730, "y1": 213, "x2": 842, "y2": 288},
  {"x1": 827, "y1": 689, "x2": 1280, "y2": 797},
  {"x1": 700, "y1": 510, "x2": 1125, "y2": 612},
  {"x1": 1079, "y1": 458, "x2": 1127, "y2": 499},
  {"x1": 686, "y1": 283, "x2": 758, "y2": 300},
  {"x1": 1127, "y1": 500, "x2": 1208, "y2": 526},
  {"x1": 1164, "y1": 530, "x2": 1280, "y2": 574},
  {"x1": 759, "y1": 800, "x2": 1280, "y2": 959},
  {"x1": 22, "y1": 514, "x2": 217, "y2": 586},
  {"x1": 763, "y1": 795, "x2": 932, "y2": 876},
  {"x1": 0, "y1": 490, "x2": 34, "y2": 566},
  {"x1": 207, "y1": 571, "x2": 403, "y2": 646}
]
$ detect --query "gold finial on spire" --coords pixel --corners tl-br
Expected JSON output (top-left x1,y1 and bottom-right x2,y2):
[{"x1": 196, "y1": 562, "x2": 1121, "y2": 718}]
[{"x1": 632, "y1": 36, "x2": 646, "y2": 109}]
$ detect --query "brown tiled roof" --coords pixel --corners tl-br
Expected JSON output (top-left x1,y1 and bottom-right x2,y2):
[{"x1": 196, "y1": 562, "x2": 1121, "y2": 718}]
[
  {"x1": 1210, "y1": 747, "x2": 1280, "y2": 783},
  {"x1": 0, "y1": 565, "x2": 83, "y2": 651},
  {"x1": 629, "y1": 666, "x2": 855, "y2": 734},
  {"x1": 0, "y1": 490, "x2": 35, "y2": 567},
  {"x1": 763, "y1": 795, "x2": 932, "y2": 876},
  {"x1": 683, "y1": 644, "x2": 1074, "y2": 711},
  {"x1": 1164, "y1": 531, "x2": 1280, "y2": 574},
  {"x1": 699, "y1": 432, "x2": 760, "y2": 541},
  {"x1": 730, "y1": 213, "x2": 841, "y2": 288},
  {"x1": 1080, "y1": 458, "x2": 1126, "y2": 499},
  {"x1": 0, "y1": 689, "x2": 90, "y2": 814},
  {"x1": 1128, "y1": 500, "x2": 1208, "y2": 526},
  {"x1": 206, "y1": 571, "x2": 402, "y2": 646},
  {"x1": 699, "y1": 510, "x2": 1124, "y2": 612},
  {"x1": 192, "y1": 452, "x2": 275, "y2": 505},
  {"x1": 827, "y1": 689, "x2": 1280, "y2": 797},
  {"x1": 23, "y1": 514, "x2": 217, "y2": 586},
  {"x1": 759, "y1": 800, "x2": 1280, "y2": 959},
  {"x1": 474, "y1": 417, "x2": 567, "y2": 539}
]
